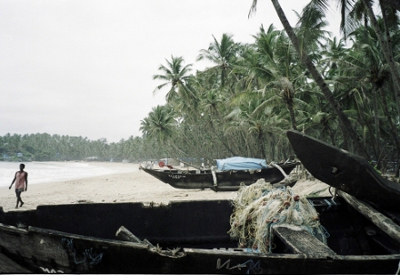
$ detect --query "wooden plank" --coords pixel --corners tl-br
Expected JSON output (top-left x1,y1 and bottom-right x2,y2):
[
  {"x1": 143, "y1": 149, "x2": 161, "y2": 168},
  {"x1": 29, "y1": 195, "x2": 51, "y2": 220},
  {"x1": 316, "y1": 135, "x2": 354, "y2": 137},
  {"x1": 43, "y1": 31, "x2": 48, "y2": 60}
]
[
  {"x1": 338, "y1": 191, "x2": 400, "y2": 243},
  {"x1": 273, "y1": 224, "x2": 337, "y2": 257},
  {"x1": 116, "y1": 226, "x2": 141, "y2": 242},
  {"x1": 0, "y1": 225, "x2": 71, "y2": 268}
]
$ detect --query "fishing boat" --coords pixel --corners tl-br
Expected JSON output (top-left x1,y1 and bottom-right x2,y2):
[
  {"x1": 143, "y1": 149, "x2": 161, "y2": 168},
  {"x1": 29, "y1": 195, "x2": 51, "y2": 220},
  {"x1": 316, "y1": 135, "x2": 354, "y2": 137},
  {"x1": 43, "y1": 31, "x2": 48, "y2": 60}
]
[
  {"x1": 140, "y1": 156, "x2": 299, "y2": 191},
  {"x1": 1, "y1": 196, "x2": 400, "y2": 274},
  {"x1": 3, "y1": 135, "x2": 400, "y2": 274}
]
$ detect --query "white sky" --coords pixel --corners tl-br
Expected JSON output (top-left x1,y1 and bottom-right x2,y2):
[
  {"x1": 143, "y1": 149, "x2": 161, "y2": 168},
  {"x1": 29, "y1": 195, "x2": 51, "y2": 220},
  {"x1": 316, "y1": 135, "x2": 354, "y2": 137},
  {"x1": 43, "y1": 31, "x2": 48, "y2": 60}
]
[{"x1": 0, "y1": 0, "x2": 342, "y2": 142}]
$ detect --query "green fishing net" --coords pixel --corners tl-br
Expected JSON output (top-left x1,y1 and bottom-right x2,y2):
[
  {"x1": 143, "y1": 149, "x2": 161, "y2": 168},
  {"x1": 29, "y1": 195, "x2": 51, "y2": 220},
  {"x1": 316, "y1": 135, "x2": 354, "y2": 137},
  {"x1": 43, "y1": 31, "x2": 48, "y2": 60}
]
[{"x1": 228, "y1": 179, "x2": 328, "y2": 253}]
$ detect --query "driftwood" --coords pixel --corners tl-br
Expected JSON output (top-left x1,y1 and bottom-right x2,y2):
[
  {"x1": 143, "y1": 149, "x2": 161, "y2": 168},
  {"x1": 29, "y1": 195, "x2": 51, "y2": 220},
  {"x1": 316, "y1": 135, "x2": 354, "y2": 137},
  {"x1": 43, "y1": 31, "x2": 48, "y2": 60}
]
[
  {"x1": 338, "y1": 191, "x2": 400, "y2": 243},
  {"x1": 273, "y1": 224, "x2": 336, "y2": 257},
  {"x1": 115, "y1": 226, "x2": 141, "y2": 243}
]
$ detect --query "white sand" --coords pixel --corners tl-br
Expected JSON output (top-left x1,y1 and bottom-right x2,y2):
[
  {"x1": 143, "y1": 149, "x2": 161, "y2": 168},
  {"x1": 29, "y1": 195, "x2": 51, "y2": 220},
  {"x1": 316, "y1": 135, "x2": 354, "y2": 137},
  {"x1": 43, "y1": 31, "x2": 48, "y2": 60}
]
[{"x1": 0, "y1": 162, "x2": 331, "y2": 212}]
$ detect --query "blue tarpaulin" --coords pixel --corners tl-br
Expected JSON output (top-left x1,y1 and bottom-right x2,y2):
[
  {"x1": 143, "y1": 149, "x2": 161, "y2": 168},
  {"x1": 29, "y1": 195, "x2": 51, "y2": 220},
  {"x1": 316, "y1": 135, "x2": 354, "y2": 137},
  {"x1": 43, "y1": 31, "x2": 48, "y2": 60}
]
[{"x1": 216, "y1": 157, "x2": 268, "y2": 171}]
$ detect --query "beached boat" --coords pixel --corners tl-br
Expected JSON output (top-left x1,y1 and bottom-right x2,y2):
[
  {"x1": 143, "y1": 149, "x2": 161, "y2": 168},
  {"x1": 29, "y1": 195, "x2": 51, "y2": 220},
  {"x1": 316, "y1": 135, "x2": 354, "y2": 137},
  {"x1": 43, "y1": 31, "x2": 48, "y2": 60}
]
[
  {"x1": 286, "y1": 130, "x2": 400, "y2": 211},
  {"x1": 140, "y1": 157, "x2": 299, "y2": 191},
  {"x1": 3, "y1": 134, "x2": 400, "y2": 274},
  {"x1": 1, "y1": 197, "x2": 400, "y2": 274}
]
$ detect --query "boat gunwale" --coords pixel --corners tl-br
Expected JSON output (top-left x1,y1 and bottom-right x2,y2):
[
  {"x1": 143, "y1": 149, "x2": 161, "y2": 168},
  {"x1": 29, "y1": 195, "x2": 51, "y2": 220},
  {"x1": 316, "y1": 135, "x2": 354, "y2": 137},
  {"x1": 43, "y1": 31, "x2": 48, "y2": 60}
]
[
  {"x1": 182, "y1": 247, "x2": 400, "y2": 260},
  {"x1": 141, "y1": 162, "x2": 299, "y2": 174},
  {"x1": 2, "y1": 221, "x2": 400, "y2": 261}
]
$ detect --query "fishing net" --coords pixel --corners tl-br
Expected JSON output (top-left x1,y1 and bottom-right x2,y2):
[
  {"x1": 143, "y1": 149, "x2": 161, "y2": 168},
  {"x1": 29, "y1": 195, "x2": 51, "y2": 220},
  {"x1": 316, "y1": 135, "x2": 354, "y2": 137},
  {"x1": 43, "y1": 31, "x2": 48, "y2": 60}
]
[{"x1": 228, "y1": 179, "x2": 328, "y2": 253}]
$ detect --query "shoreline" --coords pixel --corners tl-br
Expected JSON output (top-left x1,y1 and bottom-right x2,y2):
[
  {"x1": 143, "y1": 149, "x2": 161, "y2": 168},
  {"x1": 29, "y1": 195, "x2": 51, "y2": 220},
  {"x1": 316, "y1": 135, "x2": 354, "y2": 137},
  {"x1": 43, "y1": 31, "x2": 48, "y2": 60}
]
[
  {"x1": 0, "y1": 162, "x2": 236, "y2": 212},
  {"x1": 0, "y1": 161, "x2": 330, "y2": 212},
  {"x1": 0, "y1": 161, "x2": 136, "y2": 188}
]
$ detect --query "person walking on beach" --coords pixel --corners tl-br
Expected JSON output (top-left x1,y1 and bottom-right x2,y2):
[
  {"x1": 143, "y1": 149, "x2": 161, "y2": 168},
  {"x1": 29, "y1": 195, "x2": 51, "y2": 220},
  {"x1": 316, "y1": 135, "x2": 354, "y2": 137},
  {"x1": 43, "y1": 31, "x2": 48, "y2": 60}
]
[{"x1": 9, "y1": 163, "x2": 28, "y2": 208}]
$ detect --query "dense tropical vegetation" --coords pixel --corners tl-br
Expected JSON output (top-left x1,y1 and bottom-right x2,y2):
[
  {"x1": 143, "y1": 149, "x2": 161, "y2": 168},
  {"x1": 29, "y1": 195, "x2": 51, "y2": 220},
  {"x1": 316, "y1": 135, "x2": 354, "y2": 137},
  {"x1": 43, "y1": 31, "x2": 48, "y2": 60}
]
[
  {"x1": 142, "y1": 1, "x2": 400, "y2": 172},
  {"x1": 2, "y1": 1, "x2": 400, "y2": 174},
  {"x1": 0, "y1": 133, "x2": 149, "y2": 162}
]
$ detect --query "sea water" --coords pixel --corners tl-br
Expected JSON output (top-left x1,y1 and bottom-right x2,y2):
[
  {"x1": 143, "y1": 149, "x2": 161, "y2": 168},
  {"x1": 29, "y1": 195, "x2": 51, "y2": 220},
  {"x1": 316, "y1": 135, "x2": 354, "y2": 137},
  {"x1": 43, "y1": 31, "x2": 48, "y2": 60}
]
[{"x1": 0, "y1": 161, "x2": 133, "y2": 188}]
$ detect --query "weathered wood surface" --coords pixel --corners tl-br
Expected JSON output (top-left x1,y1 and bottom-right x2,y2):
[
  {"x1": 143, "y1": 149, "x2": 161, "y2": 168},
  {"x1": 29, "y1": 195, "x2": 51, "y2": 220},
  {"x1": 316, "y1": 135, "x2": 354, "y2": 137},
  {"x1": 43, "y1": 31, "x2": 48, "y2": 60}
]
[
  {"x1": 287, "y1": 130, "x2": 400, "y2": 211},
  {"x1": 338, "y1": 191, "x2": 400, "y2": 243},
  {"x1": 273, "y1": 224, "x2": 337, "y2": 257},
  {"x1": 115, "y1": 225, "x2": 141, "y2": 242},
  {"x1": 28, "y1": 225, "x2": 148, "y2": 249},
  {"x1": 0, "y1": 250, "x2": 31, "y2": 273},
  {"x1": 115, "y1": 226, "x2": 156, "y2": 248},
  {"x1": 2, "y1": 199, "x2": 400, "y2": 273},
  {"x1": 0, "y1": 224, "x2": 71, "y2": 271},
  {"x1": 185, "y1": 247, "x2": 400, "y2": 274}
]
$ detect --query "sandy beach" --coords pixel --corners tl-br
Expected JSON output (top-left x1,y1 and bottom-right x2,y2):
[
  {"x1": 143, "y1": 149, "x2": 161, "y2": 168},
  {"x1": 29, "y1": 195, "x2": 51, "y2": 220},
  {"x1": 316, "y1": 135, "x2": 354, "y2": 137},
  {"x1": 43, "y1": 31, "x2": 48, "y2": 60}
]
[{"x1": 0, "y1": 162, "x2": 331, "y2": 212}]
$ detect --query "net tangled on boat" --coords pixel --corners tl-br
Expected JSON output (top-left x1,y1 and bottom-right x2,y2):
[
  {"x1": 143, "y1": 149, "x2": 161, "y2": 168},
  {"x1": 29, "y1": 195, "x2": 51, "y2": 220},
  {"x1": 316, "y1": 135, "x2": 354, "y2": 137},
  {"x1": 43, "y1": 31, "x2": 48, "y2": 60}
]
[{"x1": 228, "y1": 179, "x2": 328, "y2": 253}]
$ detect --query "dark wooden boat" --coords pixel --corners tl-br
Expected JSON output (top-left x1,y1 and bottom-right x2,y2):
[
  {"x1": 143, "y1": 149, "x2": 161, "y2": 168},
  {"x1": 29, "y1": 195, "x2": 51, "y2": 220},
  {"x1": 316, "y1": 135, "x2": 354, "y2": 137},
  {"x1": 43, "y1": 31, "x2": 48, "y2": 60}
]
[
  {"x1": 140, "y1": 161, "x2": 298, "y2": 191},
  {"x1": 1, "y1": 198, "x2": 400, "y2": 274},
  {"x1": 286, "y1": 130, "x2": 400, "y2": 211}
]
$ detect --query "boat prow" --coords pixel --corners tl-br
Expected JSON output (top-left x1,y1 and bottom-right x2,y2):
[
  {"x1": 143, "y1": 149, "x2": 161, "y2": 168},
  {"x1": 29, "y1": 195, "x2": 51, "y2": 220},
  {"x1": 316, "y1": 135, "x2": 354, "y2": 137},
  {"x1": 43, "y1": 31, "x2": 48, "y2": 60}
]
[{"x1": 287, "y1": 130, "x2": 400, "y2": 211}]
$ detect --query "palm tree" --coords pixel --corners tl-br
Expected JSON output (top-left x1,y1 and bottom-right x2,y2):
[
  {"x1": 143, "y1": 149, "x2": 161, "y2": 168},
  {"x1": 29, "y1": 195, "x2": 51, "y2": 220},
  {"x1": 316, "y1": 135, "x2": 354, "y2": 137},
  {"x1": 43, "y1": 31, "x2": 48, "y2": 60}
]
[
  {"x1": 360, "y1": 0, "x2": 400, "y2": 107},
  {"x1": 302, "y1": 0, "x2": 400, "y2": 130},
  {"x1": 153, "y1": 55, "x2": 193, "y2": 103},
  {"x1": 196, "y1": 87, "x2": 238, "y2": 156},
  {"x1": 295, "y1": 4, "x2": 331, "y2": 59},
  {"x1": 140, "y1": 105, "x2": 176, "y2": 145},
  {"x1": 345, "y1": 24, "x2": 400, "y2": 167},
  {"x1": 249, "y1": 0, "x2": 369, "y2": 159},
  {"x1": 252, "y1": 25, "x2": 306, "y2": 131},
  {"x1": 197, "y1": 33, "x2": 240, "y2": 89}
]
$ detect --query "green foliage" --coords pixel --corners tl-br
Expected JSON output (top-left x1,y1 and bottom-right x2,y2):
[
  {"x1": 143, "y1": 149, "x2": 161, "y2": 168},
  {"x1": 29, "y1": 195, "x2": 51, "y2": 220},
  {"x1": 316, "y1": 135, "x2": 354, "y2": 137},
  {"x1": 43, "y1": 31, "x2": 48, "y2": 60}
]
[
  {"x1": 142, "y1": 3, "x2": 400, "y2": 171},
  {"x1": 0, "y1": 133, "x2": 158, "y2": 162}
]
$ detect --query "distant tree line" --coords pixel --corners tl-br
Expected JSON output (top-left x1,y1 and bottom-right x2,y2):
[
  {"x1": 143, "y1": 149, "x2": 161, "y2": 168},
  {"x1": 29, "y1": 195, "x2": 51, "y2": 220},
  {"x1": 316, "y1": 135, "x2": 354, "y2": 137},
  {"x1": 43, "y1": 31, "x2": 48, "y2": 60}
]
[{"x1": 0, "y1": 133, "x2": 164, "y2": 162}]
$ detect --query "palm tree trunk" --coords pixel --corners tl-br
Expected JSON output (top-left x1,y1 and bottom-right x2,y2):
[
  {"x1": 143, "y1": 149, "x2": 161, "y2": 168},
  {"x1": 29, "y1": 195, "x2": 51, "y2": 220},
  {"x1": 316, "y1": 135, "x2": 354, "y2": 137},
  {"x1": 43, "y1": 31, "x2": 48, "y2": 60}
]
[
  {"x1": 239, "y1": 130, "x2": 252, "y2": 156},
  {"x1": 372, "y1": 88, "x2": 381, "y2": 167},
  {"x1": 270, "y1": 0, "x2": 369, "y2": 159},
  {"x1": 362, "y1": 0, "x2": 400, "y2": 119},
  {"x1": 258, "y1": 132, "x2": 267, "y2": 159},
  {"x1": 287, "y1": 102, "x2": 298, "y2": 130},
  {"x1": 327, "y1": 125, "x2": 336, "y2": 147},
  {"x1": 268, "y1": 132, "x2": 276, "y2": 161},
  {"x1": 208, "y1": 119, "x2": 237, "y2": 156}
]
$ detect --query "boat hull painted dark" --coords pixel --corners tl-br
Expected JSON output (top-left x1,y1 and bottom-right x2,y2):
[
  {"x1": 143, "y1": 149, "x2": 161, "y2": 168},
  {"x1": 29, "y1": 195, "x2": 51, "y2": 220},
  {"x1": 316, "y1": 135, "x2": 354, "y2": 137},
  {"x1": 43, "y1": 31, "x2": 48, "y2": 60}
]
[
  {"x1": 141, "y1": 163, "x2": 298, "y2": 191},
  {"x1": 1, "y1": 199, "x2": 400, "y2": 273},
  {"x1": 287, "y1": 130, "x2": 400, "y2": 211}
]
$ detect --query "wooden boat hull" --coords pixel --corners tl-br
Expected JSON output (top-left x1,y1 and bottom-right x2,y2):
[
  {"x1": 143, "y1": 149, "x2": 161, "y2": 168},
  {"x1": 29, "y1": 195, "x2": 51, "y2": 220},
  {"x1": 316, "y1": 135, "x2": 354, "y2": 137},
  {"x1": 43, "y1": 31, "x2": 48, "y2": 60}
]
[
  {"x1": 286, "y1": 130, "x2": 400, "y2": 211},
  {"x1": 141, "y1": 163, "x2": 298, "y2": 191},
  {"x1": 1, "y1": 199, "x2": 400, "y2": 274}
]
